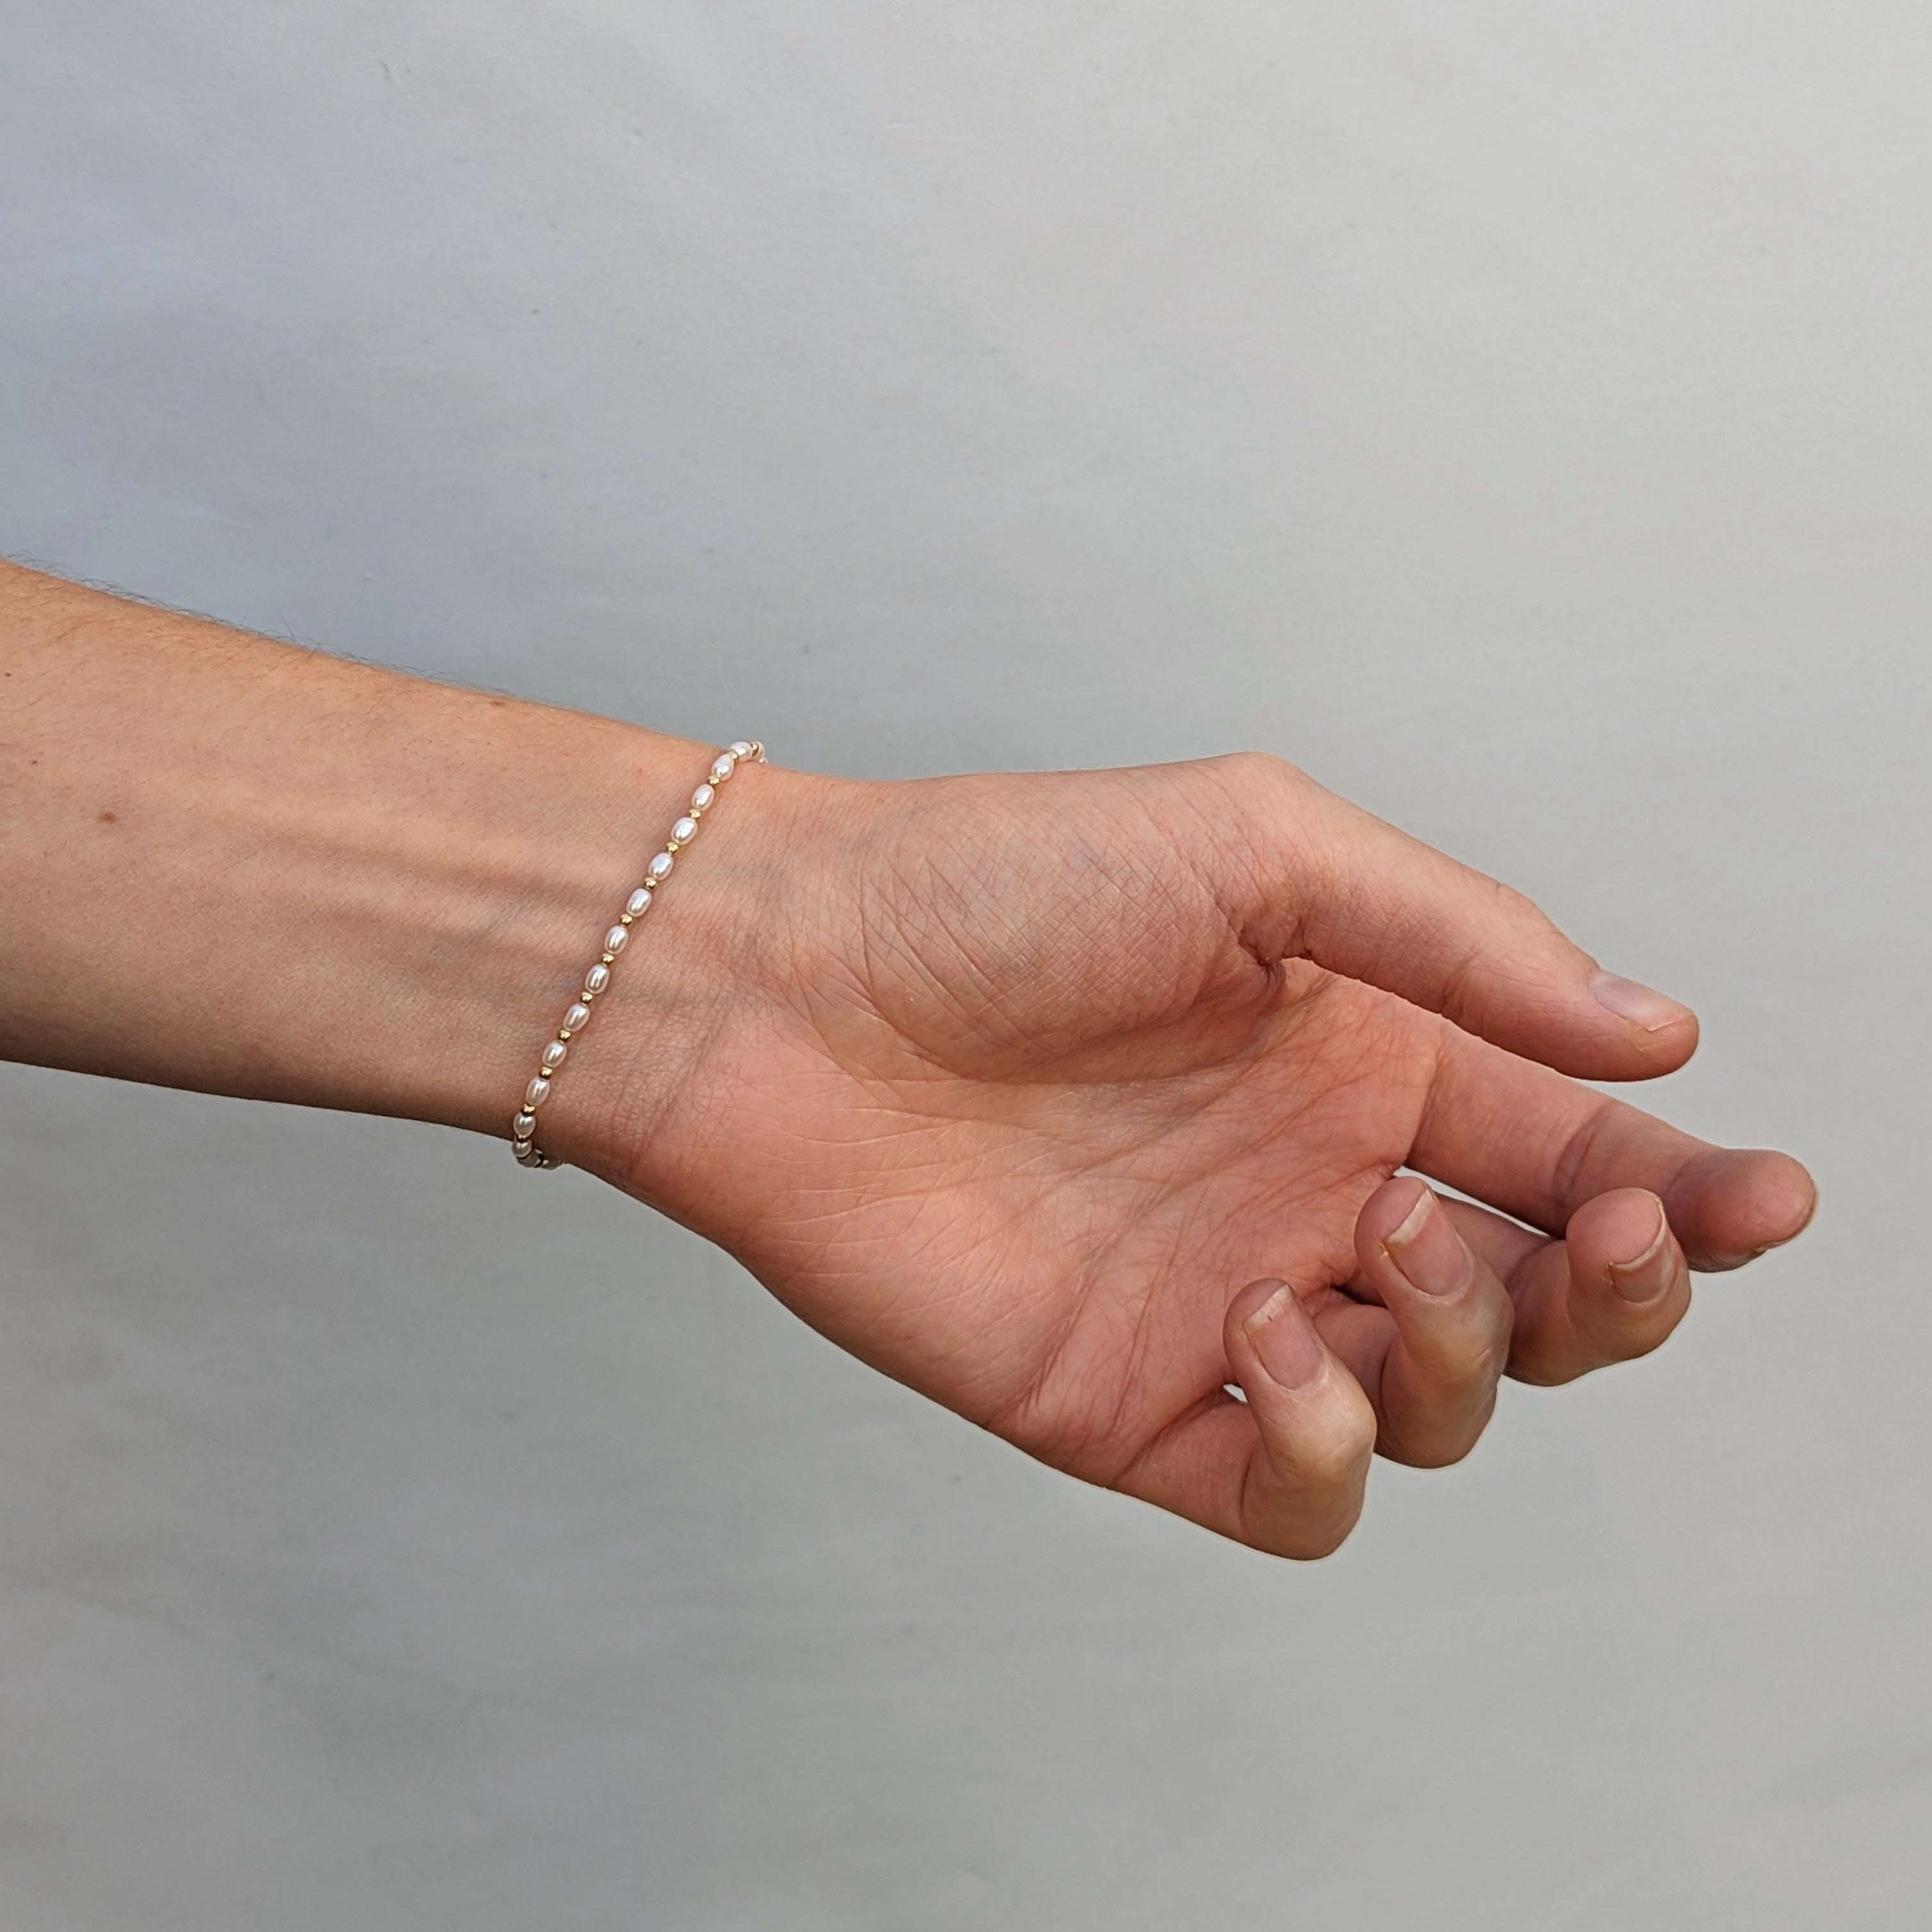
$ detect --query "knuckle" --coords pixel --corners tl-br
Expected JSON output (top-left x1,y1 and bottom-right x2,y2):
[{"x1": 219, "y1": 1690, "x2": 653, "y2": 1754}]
[
  {"x1": 1200, "y1": 750, "x2": 1314, "y2": 822},
  {"x1": 1247, "y1": 1386, "x2": 1376, "y2": 1559},
  {"x1": 1417, "y1": 1320, "x2": 1511, "y2": 1391},
  {"x1": 1452, "y1": 865, "x2": 1564, "y2": 950},
  {"x1": 1550, "y1": 1103, "x2": 1613, "y2": 1214},
  {"x1": 1342, "y1": 1391, "x2": 1382, "y2": 1460},
  {"x1": 1254, "y1": 1506, "x2": 1360, "y2": 1563},
  {"x1": 1293, "y1": 1399, "x2": 1377, "y2": 1489},
  {"x1": 1488, "y1": 873, "x2": 1557, "y2": 936},
  {"x1": 1505, "y1": 1340, "x2": 1588, "y2": 1387},
  {"x1": 1295, "y1": 1441, "x2": 1359, "y2": 1495},
  {"x1": 1595, "y1": 1301, "x2": 1684, "y2": 1362},
  {"x1": 1218, "y1": 748, "x2": 1301, "y2": 787},
  {"x1": 1387, "y1": 1393, "x2": 1497, "y2": 1469}
]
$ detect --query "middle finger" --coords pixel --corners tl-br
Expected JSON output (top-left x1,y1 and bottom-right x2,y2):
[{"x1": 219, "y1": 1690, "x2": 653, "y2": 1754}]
[
  {"x1": 1321, "y1": 1177, "x2": 1516, "y2": 1468},
  {"x1": 1440, "y1": 1189, "x2": 1694, "y2": 1386}
]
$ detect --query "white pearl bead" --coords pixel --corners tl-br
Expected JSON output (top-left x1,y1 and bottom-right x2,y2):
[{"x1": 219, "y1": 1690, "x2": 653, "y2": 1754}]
[
  {"x1": 514, "y1": 1139, "x2": 541, "y2": 1164},
  {"x1": 710, "y1": 752, "x2": 736, "y2": 783},
  {"x1": 585, "y1": 963, "x2": 610, "y2": 995},
  {"x1": 648, "y1": 851, "x2": 674, "y2": 882},
  {"x1": 512, "y1": 1112, "x2": 537, "y2": 1139},
  {"x1": 672, "y1": 815, "x2": 699, "y2": 845},
  {"x1": 729, "y1": 740, "x2": 754, "y2": 758},
  {"x1": 625, "y1": 887, "x2": 652, "y2": 918},
  {"x1": 564, "y1": 1002, "x2": 591, "y2": 1032},
  {"x1": 526, "y1": 1076, "x2": 551, "y2": 1108},
  {"x1": 605, "y1": 924, "x2": 628, "y2": 955},
  {"x1": 690, "y1": 783, "x2": 715, "y2": 812},
  {"x1": 542, "y1": 1041, "x2": 567, "y2": 1071}
]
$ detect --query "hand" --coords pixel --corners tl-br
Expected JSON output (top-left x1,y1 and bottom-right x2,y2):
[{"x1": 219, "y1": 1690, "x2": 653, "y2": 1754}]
[{"x1": 579, "y1": 753, "x2": 1816, "y2": 1558}]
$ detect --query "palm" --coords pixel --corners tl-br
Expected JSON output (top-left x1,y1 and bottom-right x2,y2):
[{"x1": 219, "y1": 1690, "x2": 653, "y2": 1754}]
[{"x1": 654, "y1": 774, "x2": 1443, "y2": 1475}]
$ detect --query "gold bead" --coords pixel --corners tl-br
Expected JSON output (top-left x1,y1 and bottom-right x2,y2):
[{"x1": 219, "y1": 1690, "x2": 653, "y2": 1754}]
[
  {"x1": 619, "y1": 913, "x2": 633, "y2": 926},
  {"x1": 601, "y1": 951, "x2": 615, "y2": 966}
]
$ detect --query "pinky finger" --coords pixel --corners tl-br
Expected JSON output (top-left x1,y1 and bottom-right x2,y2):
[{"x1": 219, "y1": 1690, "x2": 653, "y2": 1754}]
[
  {"x1": 1117, "y1": 1279, "x2": 1379, "y2": 1559},
  {"x1": 1226, "y1": 1280, "x2": 1380, "y2": 1555}
]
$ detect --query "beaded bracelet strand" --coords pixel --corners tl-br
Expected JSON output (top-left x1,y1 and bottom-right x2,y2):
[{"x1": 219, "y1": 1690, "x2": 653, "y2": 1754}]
[{"x1": 510, "y1": 740, "x2": 765, "y2": 1170}]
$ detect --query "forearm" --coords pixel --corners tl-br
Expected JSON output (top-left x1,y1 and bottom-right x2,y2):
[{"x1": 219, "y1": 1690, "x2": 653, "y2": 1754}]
[{"x1": 0, "y1": 562, "x2": 782, "y2": 1162}]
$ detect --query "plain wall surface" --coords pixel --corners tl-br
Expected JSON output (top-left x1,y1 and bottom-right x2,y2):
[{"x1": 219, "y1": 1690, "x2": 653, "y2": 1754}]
[{"x1": 2, "y1": 6, "x2": 1927, "y2": 1926}]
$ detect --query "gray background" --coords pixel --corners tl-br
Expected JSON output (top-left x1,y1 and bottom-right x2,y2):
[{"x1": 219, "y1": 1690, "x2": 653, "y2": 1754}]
[{"x1": 1, "y1": 4, "x2": 1926, "y2": 1926}]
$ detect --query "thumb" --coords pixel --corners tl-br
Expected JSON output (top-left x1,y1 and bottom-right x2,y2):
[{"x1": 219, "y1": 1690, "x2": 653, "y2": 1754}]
[{"x1": 1196, "y1": 752, "x2": 1698, "y2": 1080}]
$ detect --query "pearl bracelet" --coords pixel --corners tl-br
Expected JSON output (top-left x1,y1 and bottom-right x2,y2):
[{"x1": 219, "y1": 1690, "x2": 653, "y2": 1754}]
[{"x1": 510, "y1": 739, "x2": 765, "y2": 1170}]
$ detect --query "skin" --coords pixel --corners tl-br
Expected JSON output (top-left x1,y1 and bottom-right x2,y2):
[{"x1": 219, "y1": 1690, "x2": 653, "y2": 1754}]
[{"x1": 0, "y1": 562, "x2": 1817, "y2": 1559}]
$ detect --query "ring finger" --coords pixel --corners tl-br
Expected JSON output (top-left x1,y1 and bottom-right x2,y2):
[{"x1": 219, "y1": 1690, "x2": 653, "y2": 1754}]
[{"x1": 1314, "y1": 1176, "x2": 1517, "y2": 1468}]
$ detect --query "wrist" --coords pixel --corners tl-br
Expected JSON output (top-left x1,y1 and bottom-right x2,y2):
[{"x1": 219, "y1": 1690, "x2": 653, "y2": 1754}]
[
  {"x1": 359, "y1": 700, "x2": 750, "y2": 1145},
  {"x1": 535, "y1": 750, "x2": 854, "y2": 1209}
]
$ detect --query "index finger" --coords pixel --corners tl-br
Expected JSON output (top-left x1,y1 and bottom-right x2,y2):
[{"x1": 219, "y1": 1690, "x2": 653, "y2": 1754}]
[{"x1": 1411, "y1": 1023, "x2": 1817, "y2": 1269}]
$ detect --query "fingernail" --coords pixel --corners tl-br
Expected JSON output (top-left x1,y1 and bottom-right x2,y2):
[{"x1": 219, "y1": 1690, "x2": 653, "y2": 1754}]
[
  {"x1": 1591, "y1": 971, "x2": 1694, "y2": 1033},
  {"x1": 1687, "y1": 1245, "x2": 1769, "y2": 1274},
  {"x1": 1242, "y1": 1284, "x2": 1323, "y2": 1389},
  {"x1": 1382, "y1": 1188, "x2": 1472, "y2": 1297},
  {"x1": 1607, "y1": 1200, "x2": 1671, "y2": 1303}
]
